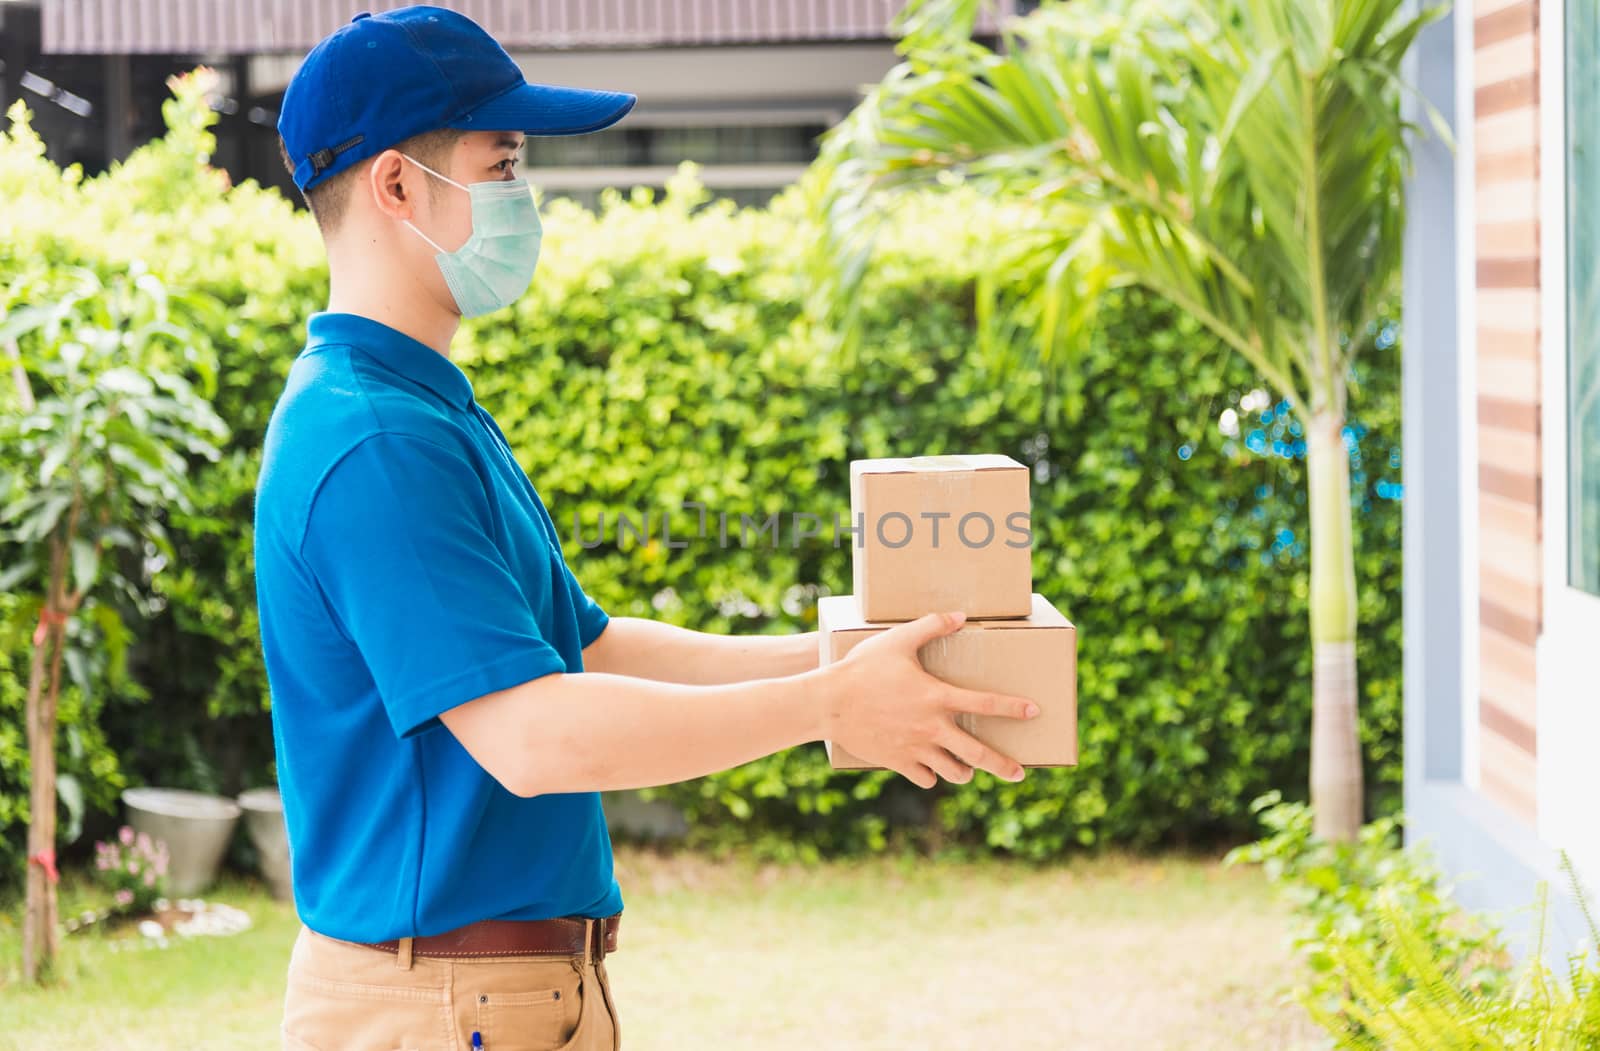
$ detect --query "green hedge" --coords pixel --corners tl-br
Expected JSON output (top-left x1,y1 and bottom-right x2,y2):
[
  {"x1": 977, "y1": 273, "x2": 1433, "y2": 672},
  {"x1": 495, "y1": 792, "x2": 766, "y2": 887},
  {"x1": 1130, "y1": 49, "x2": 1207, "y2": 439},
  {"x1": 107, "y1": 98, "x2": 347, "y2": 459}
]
[
  {"x1": 1, "y1": 82, "x2": 323, "y2": 876},
  {"x1": 0, "y1": 79, "x2": 1403, "y2": 872},
  {"x1": 465, "y1": 179, "x2": 1402, "y2": 859}
]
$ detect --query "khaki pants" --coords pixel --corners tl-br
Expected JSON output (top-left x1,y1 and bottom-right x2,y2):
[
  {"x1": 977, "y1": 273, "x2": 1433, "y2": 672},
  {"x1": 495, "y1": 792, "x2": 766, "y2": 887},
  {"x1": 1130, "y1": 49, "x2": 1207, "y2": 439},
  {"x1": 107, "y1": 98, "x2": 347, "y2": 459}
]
[{"x1": 282, "y1": 922, "x2": 621, "y2": 1051}]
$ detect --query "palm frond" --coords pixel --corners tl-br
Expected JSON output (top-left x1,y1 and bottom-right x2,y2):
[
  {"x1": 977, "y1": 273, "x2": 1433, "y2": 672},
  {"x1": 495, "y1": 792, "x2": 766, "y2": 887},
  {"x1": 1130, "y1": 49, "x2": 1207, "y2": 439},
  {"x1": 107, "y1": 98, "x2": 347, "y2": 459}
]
[
  {"x1": 893, "y1": 0, "x2": 986, "y2": 57},
  {"x1": 808, "y1": 0, "x2": 1447, "y2": 421}
]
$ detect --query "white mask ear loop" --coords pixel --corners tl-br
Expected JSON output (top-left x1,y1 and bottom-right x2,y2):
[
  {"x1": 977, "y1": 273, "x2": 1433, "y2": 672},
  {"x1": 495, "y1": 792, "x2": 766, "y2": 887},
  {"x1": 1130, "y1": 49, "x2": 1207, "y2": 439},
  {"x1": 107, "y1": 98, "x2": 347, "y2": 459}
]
[
  {"x1": 405, "y1": 220, "x2": 446, "y2": 253},
  {"x1": 400, "y1": 152, "x2": 468, "y2": 192},
  {"x1": 400, "y1": 153, "x2": 466, "y2": 252}
]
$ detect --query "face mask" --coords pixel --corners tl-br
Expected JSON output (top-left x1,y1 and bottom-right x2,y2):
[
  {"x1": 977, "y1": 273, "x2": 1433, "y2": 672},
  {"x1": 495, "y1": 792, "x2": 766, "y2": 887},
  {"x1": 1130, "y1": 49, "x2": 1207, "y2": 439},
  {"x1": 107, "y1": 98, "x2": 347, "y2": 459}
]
[{"x1": 401, "y1": 154, "x2": 542, "y2": 318}]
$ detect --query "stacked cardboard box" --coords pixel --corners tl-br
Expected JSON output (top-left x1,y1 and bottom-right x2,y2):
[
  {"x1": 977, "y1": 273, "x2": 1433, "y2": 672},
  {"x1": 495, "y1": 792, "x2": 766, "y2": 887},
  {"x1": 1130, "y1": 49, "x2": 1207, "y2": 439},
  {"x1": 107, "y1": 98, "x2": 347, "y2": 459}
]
[{"x1": 821, "y1": 455, "x2": 1078, "y2": 770}]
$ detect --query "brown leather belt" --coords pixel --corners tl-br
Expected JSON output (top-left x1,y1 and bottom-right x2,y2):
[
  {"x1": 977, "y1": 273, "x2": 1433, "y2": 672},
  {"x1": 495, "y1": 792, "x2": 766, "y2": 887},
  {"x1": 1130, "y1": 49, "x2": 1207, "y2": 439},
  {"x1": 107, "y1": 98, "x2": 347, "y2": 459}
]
[{"x1": 365, "y1": 913, "x2": 621, "y2": 962}]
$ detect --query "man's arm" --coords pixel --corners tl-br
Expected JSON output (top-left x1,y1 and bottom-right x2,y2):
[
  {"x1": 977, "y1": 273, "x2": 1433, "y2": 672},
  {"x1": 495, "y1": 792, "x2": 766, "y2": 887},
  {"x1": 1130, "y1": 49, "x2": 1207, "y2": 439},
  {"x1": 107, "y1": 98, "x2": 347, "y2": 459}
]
[
  {"x1": 440, "y1": 612, "x2": 1039, "y2": 797},
  {"x1": 581, "y1": 616, "x2": 816, "y2": 685},
  {"x1": 294, "y1": 435, "x2": 1031, "y2": 793}
]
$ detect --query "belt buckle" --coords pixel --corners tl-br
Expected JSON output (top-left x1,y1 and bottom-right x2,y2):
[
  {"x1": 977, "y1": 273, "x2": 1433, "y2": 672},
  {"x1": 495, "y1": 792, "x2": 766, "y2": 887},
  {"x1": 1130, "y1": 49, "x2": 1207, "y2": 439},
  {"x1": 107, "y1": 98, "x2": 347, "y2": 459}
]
[{"x1": 593, "y1": 917, "x2": 607, "y2": 964}]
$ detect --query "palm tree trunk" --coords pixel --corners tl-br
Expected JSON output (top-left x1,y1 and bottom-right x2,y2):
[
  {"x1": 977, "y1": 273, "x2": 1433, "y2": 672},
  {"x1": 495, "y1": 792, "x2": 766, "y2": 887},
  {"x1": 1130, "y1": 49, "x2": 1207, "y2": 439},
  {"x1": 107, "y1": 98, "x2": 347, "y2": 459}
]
[{"x1": 1306, "y1": 410, "x2": 1363, "y2": 842}]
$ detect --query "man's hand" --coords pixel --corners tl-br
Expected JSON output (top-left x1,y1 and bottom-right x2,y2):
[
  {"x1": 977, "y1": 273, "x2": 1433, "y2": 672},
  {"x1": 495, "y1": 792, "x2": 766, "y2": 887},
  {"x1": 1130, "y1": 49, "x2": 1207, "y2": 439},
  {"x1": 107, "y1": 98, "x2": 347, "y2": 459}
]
[{"x1": 819, "y1": 611, "x2": 1038, "y2": 789}]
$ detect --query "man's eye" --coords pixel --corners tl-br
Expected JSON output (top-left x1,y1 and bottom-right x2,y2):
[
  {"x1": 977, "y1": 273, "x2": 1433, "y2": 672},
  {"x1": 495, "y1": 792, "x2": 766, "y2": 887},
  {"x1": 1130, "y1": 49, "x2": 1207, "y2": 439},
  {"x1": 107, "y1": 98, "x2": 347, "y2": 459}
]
[{"x1": 496, "y1": 159, "x2": 517, "y2": 174}]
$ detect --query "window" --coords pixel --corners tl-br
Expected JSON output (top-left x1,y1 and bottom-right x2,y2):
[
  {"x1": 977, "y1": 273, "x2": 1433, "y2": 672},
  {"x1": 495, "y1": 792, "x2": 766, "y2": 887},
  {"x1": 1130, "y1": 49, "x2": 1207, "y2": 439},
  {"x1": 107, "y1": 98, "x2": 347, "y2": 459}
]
[
  {"x1": 525, "y1": 124, "x2": 826, "y2": 169},
  {"x1": 1565, "y1": 0, "x2": 1600, "y2": 595},
  {"x1": 541, "y1": 185, "x2": 784, "y2": 211},
  {"x1": 523, "y1": 122, "x2": 827, "y2": 210}
]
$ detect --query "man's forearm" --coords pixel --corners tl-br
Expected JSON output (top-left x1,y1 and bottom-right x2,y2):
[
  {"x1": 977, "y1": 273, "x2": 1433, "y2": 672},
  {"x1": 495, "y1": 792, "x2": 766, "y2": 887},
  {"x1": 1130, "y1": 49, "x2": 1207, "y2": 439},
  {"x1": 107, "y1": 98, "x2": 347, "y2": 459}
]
[
  {"x1": 441, "y1": 667, "x2": 830, "y2": 797},
  {"x1": 443, "y1": 610, "x2": 1034, "y2": 798},
  {"x1": 582, "y1": 616, "x2": 818, "y2": 685}
]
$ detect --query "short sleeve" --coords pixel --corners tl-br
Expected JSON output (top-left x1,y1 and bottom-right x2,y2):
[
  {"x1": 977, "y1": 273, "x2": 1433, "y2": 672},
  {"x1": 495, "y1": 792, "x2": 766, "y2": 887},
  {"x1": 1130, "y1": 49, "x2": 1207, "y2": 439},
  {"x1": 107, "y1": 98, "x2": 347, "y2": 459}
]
[
  {"x1": 562, "y1": 559, "x2": 609, "y2": 650},
  {"x1": 301, "y1": 432, "x2": 568, "y2": 739},
  {"x1": 533, "y1": 498, "x2": 608, "y2": 651}
]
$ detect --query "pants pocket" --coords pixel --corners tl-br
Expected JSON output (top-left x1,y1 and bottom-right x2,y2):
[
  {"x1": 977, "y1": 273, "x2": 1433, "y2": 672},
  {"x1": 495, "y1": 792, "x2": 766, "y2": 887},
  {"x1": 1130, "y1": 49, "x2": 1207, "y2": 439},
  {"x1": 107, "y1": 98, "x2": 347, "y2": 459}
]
[
  {"x1": 472, "y1": 962, "x2": 591, "y2": 1051},
  {"x1": 285, "y1": 974, "x2": 454, "y2": 1051}
]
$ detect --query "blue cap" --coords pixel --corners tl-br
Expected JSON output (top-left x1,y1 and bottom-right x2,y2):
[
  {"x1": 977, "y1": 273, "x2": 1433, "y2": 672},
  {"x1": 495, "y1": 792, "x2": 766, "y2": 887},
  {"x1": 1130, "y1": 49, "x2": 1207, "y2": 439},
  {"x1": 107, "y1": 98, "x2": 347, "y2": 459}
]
[{"x1": 279, "y1": 6, "x2": 637, "y2": 192}]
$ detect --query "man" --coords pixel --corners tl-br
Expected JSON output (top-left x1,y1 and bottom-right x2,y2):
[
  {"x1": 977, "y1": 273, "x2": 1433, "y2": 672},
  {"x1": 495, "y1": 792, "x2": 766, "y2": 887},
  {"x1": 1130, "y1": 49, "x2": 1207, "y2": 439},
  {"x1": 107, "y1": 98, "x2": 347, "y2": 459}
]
[{"x1": 256, "y1": 8, "x2": 1037, "y2": 1050}]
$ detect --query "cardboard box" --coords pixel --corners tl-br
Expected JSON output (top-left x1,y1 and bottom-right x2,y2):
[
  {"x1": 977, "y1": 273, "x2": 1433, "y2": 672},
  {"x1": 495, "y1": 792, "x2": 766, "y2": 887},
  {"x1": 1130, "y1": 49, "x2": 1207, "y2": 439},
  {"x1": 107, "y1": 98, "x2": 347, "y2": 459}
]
[
  {"x1": 818, "y1": 593, "x2": 1077, "y2": 770},
  {"x1": 850, "y1": 455, "x2": 1032, "y2": 621}
]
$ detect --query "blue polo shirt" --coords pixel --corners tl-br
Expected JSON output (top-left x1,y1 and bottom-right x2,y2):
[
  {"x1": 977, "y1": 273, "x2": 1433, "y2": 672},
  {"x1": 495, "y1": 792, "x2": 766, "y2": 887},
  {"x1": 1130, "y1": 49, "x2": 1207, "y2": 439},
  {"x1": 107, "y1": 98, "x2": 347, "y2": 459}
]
[{"x1": 253, "y1": 311, "x2": 623, "y2": 943}]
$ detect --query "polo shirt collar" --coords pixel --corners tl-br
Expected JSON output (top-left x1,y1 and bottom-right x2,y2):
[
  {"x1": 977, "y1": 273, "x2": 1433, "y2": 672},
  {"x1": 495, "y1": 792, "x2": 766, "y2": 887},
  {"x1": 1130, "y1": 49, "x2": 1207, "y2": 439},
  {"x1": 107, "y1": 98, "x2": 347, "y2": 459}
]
[{"x1": 305, "y1": 312, "x2": 475, "y2": 410}]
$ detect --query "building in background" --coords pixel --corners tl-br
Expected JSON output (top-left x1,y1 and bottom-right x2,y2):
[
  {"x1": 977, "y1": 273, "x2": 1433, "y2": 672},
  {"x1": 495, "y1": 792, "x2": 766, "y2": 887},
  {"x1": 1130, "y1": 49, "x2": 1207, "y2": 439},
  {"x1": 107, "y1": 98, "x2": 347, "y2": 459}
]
[
  {"x1": 3, "y1": 0, "x2": 1018, "y2": 208},
  {"x1": 1, "y1": 1, "x2": 194, "y2": 171},
  {"x1": 1403, "y1": 0, "x2": 1599, "y2": 960}
]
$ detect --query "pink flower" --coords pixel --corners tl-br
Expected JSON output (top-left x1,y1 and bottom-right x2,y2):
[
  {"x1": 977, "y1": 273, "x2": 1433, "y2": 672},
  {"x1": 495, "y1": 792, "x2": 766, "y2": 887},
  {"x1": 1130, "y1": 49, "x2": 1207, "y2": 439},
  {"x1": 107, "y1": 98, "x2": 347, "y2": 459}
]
[
  {"x1": 114, "y1": 889, "x2": 134, "y2": 907},
  {"x1": 96, "y1": 857, "x2": 110, "y2": 871},
  {"x1": 143, "y1": 871, "x2": 156, "y2": 887},
  {"x1": 127, "y1": 859, "x2": 140, "y2": 875},
  {"x1": 136, "y1": 833, "x2": 154, "y2": 855},
  {"x1": 154, "y1": 856, "x2": 168, "y2": 876},
  {"x1": 119, "y1": 826, "x2": 135, "y2": 847}
]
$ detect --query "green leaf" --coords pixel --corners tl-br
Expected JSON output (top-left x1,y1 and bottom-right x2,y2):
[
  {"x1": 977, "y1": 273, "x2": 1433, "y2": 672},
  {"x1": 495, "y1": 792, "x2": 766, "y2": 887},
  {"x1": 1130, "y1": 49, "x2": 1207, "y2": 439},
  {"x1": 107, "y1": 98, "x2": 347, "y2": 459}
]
[
  {"x1": 88, "y1": 602, "x2": 129, "y2": 684},
  {"x1": 16, "y1": 491, "x2": 71, "y2": 542},
  {"x1": 0, "y1": 303, "x2": 54, "y2": 345},
  {"x1": 1210, "y1": 44, "x2": 1289, "y2": 201},
  {"x1": 63, "y1": 646, "x2": 89, "y2": 695},
  {"x1": 70, "y1": 536, "x2": 99, "y2": 595},
  {"x1": 0, "y1": 558, "x2": 36, "y2": 591},
  {"x1": 56, "y1": 772, "x2": 85, "y2": 844},
  {"x1": 38, "y1": 437, "x2": 73, "y2": 486},
  {"x1": 98, "y1": 367, "x2": 156, "y2": 397}
]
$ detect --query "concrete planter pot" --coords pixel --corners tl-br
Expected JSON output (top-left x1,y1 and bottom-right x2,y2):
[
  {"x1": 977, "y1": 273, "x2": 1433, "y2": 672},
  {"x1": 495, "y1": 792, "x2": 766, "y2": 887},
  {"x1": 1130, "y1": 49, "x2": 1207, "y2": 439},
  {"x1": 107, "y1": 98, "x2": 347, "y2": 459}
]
[
  {"x1": 121, "y1": 788, "x2": 241, "y2": 896},
  {"x1": 237, "y1": 788, "x2": 293, "y2": 901}
]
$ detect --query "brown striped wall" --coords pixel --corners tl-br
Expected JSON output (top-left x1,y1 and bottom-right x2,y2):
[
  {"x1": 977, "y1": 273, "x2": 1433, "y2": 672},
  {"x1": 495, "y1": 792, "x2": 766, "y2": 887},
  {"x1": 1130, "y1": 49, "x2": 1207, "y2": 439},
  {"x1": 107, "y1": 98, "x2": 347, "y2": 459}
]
[{"x1": 1473, "y1": 0, "x2": 1542, "y2": 824}]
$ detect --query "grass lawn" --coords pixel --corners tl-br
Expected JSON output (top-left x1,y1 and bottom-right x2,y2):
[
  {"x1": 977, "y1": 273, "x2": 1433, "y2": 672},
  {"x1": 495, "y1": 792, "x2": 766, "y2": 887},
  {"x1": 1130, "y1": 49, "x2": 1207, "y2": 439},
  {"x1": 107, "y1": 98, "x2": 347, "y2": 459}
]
[{"x1": 0, "y1": 846, "x2": 1320, "y2": 1050}]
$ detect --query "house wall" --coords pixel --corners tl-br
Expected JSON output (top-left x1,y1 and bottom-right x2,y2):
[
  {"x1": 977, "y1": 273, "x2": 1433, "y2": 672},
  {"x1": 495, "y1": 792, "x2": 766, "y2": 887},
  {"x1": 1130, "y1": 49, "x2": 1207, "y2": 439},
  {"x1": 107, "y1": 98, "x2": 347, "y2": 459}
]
[
  {"x1": 1405, "y1": 0, "x2": 1592, "y2": 967},
  {"x1": 40, "y1": 0, "x2": 1007, "y2": 54},
  {"x1": 1472, "y1": 0, "x2": 1543, "y2": 825}
]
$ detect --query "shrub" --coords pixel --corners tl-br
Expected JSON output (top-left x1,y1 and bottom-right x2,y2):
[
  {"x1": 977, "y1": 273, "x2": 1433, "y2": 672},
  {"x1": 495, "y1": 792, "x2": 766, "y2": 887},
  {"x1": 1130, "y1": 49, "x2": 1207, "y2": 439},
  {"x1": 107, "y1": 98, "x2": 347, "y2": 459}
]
[
  {"x1": 1313, "y1": 873, "x2": 1600, "y2": 1049},
  {"x1": 1227, "y1": 793, "x2": 1511, "y2": 1026},
  {"x1": 0, "y1": 75, "x2": 1404, "y2": 872},
  {"x1": 466, "y1": 178, "x2": 1404, "y2": 859},
  {"x1": 1235, "y1": 799, "x2": 1600, "y2": 1048}
]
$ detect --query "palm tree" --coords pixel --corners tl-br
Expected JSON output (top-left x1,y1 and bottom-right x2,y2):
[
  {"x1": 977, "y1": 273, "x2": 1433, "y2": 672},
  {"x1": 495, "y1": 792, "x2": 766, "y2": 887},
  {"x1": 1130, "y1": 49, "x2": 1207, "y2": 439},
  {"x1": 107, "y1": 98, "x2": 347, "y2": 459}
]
[{"x1": 808, "y1": 0, "x2": 1444, "y2": 841}]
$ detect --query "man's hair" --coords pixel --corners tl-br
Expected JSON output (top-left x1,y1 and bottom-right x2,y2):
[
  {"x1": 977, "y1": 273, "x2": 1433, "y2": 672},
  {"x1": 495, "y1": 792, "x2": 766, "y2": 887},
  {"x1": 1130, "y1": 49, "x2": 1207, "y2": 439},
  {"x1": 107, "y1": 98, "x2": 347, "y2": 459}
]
[{"x1": 278, "y1": 129, "x2": 463, "y2": 235}]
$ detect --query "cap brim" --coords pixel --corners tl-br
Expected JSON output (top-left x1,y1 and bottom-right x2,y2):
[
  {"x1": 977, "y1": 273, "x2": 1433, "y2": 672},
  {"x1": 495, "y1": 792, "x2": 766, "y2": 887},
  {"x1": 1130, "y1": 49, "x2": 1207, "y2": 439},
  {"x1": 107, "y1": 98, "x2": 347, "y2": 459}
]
[{"x1": 454, "y1": 82, "x2": 637, "y2": 136}]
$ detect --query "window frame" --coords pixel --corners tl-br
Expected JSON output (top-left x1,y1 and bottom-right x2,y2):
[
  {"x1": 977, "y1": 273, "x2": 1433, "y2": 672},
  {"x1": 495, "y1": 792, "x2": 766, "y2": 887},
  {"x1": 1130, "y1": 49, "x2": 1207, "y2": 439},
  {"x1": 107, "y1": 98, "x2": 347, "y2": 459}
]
[{"x1": 1536, "y1": 0, "x2": 1600, "y2": 881}]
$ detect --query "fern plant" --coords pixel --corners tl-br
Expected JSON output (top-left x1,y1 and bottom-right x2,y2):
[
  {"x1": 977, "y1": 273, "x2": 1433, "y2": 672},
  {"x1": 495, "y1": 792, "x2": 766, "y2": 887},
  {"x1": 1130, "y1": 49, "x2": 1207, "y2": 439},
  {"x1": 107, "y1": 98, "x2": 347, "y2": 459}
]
[
  {"x1": 1314, "y1": 856, "x2": 1600, "y2": 1049},
  {"x1": 1228, "y1": 792, "x2": 1510, "y2": 1021},
  {"x1": 1234, "y1": 798, "x2": 1600, "y2": 1047}
]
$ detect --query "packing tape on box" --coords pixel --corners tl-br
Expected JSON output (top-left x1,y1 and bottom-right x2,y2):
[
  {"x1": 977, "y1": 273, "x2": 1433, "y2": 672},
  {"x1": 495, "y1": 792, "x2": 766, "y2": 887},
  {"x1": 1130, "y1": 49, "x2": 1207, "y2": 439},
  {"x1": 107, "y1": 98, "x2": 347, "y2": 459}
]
[
  {"x1": 907, "y1": 454, "x2": 989, "y2": 471},
  {"x1": 866, "y1": 454, "x2": 994, "y2": 473}
]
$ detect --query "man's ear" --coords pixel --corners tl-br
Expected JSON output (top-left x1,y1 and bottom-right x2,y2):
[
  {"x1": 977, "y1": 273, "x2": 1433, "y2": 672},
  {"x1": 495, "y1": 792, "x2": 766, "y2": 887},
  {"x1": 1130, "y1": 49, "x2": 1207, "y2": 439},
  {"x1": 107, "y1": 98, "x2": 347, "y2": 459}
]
[{"x1": 367, "y1": 149, "x2": 417, "y2": 221}]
